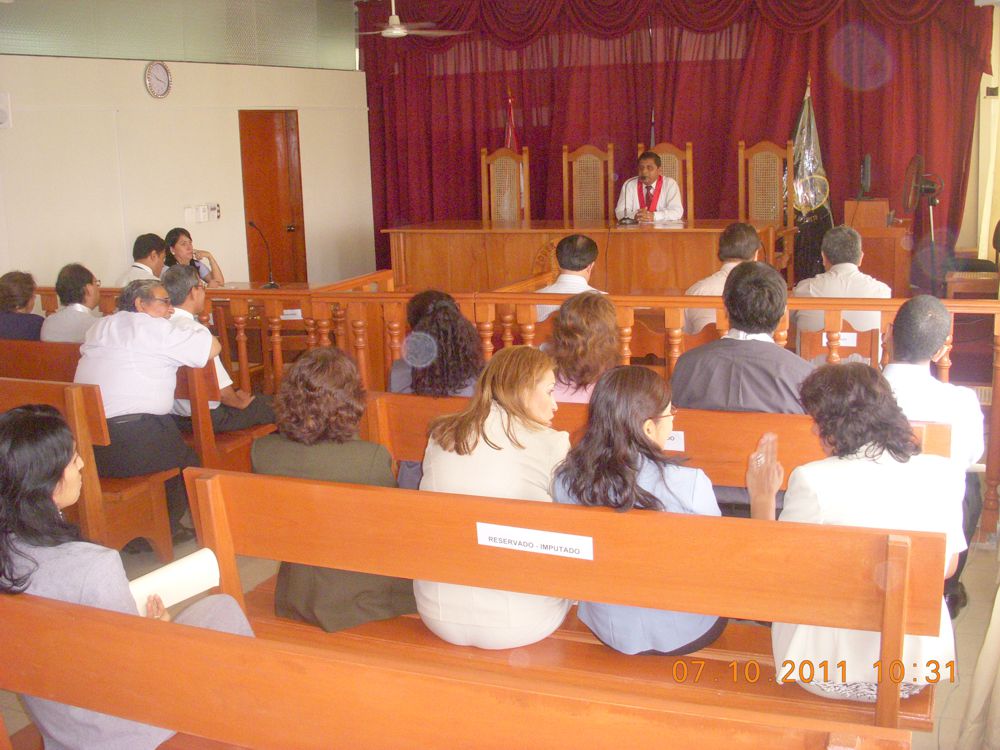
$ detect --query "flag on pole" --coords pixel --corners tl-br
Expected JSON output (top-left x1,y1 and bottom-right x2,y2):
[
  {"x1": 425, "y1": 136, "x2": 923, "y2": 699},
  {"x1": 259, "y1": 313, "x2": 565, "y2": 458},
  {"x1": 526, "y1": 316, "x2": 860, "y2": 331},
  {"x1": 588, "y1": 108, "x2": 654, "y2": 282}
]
[
  {"x1": 791, "y1": 73, "x2": 834, "y2": 281},
  {"x1": 504, "y1": 87, "x2": 519, "y2": 151}
]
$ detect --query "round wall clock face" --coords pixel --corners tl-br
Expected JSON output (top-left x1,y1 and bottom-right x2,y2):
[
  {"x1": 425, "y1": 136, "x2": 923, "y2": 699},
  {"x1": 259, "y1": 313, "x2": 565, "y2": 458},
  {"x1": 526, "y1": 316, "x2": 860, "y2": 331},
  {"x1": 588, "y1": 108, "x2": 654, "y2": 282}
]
[{"x1": 144, "y1": 61, "x2": 172, "y2": 98}]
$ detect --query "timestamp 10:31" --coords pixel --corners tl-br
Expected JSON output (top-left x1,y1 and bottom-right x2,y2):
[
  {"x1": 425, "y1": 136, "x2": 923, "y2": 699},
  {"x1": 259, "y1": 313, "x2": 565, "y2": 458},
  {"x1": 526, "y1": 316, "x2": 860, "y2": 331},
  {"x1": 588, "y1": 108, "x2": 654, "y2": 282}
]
[{"x1": 663, "y1": 659, "x2": 957, "y2": 684}]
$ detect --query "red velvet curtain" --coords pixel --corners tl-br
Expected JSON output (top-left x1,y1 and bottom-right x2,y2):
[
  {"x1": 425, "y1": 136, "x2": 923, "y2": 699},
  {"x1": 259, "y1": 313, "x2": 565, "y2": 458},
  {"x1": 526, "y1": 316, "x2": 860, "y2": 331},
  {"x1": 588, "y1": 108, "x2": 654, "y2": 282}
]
[{"x1": 360, "y1": 0, "x2": 992, "y2": 272}]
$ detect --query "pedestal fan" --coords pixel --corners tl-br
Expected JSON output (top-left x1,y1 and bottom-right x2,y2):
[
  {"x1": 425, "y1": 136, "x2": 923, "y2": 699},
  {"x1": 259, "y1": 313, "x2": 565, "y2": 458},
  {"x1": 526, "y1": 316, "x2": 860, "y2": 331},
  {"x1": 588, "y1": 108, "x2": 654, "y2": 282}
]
[{"x1": 901, "y1": 154, "x2": 944, "y2": 294}]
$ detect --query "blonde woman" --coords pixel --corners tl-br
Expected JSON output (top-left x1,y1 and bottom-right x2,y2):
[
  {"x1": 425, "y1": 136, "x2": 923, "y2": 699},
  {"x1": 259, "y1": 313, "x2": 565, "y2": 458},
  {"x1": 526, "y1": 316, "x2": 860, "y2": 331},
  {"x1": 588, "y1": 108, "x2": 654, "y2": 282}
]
[{"x1": 415, "y1": 345, "x2": 571, "y2": 649}]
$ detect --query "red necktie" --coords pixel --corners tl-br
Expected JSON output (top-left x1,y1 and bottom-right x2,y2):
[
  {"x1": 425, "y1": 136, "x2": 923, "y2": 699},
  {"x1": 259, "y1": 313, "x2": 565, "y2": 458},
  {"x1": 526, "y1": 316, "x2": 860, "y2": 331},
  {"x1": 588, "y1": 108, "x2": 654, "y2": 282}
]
[{"x1": 644, "y1": 185, "x2": 653, "y2": 209}]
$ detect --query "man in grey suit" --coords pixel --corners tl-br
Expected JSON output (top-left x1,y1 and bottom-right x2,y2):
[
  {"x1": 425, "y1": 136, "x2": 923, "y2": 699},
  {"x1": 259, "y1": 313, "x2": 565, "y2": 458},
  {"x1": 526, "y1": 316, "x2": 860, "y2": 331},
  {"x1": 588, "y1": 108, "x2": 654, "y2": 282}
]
[
  {"x1": 671, "y1": 262, "x2": 812, "y2": 516},
  {"x1": 672, "y1": 261, "x2": 812, "y2": 414}
]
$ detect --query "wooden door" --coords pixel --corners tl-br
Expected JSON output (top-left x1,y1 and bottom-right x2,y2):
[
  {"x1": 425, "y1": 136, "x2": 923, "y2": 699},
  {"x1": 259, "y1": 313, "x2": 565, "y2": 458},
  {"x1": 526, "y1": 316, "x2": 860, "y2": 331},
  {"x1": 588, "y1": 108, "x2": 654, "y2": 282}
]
[{"x1": 238, "y1": 110, "x2": 308, "y2": 284}]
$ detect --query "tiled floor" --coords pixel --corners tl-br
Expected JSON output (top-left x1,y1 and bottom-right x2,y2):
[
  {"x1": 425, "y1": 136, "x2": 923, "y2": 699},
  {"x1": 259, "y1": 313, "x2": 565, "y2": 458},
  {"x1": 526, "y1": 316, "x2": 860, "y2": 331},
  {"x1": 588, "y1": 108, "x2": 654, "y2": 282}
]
[{"x1": 1, "y1": 539, "x2": 996, "y2": 745}]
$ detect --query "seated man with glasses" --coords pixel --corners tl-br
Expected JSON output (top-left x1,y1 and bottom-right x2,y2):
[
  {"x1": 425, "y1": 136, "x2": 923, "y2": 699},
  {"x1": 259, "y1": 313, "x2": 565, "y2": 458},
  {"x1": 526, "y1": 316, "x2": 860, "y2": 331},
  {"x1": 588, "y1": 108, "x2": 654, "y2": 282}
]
[
  {"x1": 74, "y1": 279, "x2": 222, "y2": 544},
  {"x1": 161, "y1": 265, "x2": 274, "y2": 432},
  {"x1": 40, "y1": 263, "x2": 103, "y2": 343}
]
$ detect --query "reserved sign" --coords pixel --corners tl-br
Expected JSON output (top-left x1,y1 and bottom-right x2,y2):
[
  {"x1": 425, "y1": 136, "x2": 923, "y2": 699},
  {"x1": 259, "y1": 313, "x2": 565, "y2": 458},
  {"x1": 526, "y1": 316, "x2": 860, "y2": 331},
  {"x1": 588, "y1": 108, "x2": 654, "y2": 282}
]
[{"x1": 476, "y1": 522, "x2": 594, "y2": 561}]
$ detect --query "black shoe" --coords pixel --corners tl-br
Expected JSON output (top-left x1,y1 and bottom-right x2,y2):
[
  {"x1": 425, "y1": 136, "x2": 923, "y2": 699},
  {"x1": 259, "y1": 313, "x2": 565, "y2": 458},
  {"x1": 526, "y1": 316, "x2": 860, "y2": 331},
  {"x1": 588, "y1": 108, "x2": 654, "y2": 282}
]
[
  {"x1": 945, "y1": 582, "x2": 968, "y2": 619},
  {"x1": 122, "y1": 538, "x2": 152, "y2": 555},
  {"x1": 171, "y1": 526, "x2": 197, "y2": 544}
]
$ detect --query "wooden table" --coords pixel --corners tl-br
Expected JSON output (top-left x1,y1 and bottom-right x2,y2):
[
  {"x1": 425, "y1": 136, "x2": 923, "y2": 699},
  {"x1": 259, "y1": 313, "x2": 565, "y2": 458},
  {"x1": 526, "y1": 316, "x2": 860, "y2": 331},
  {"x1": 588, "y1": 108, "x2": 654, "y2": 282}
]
[{"x1": 384, "y1": 219, "x2": 778, "y2": 294}]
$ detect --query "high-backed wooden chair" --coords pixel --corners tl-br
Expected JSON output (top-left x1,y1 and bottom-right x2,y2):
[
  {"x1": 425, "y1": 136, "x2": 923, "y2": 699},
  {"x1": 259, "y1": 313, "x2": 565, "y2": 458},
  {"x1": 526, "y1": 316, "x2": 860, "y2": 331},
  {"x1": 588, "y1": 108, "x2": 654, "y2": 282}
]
[
  {"x1": 562, "y1": 144, "x2": 615, "y2": 222},
  {"x1": 738, "y1": 139, "x2": 796, "y2": 284},
  {"x1": 638, "y1": 141, "x2": 695, "y2": 221},
  {"x1": 480, "y1": 147, "x2": 530, "y2": 223}
]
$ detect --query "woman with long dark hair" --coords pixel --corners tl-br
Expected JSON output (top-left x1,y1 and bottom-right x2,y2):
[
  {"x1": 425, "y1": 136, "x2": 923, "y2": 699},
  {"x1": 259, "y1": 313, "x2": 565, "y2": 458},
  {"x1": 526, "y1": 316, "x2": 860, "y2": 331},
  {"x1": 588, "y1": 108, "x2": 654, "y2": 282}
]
[
  {"x1": 390, "y1": 289, "x2": 484, "y2": 488},
  {"x1": 553, "y1": 366, "x2": 726, "y2": 654},
  {"x1": 548, "y1": 291, "x2": 618, "y2": 403},
  {"x1": 748, "y1": 363, "x2": 966, "y2": 701},
  {"x1": 0, "y1": 405, "x2": 252, "y2": 749},
  {"x1": 414, "y1": 345, "x2": 571, "y2": 649}
]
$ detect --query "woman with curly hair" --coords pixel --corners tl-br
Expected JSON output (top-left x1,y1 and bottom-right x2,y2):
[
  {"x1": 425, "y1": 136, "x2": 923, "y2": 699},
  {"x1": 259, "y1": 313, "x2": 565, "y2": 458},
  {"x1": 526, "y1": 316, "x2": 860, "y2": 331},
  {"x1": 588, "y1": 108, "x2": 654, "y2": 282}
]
[
  {"x1": 553, "y1": 366, "x2": 725, "y2": 654},
  {"x1": 0, "y1": 270, "x2": 43, "y2": 340},
  {"x1": 390, "y1": 289, "x2": 484, "y2": 488},
  {"x1": 748, "y1": 363, "x2": 966, "y2": 702},
  {"x1": 415, "y1": 345, "x2": 571, "y2": 649},
  {"x1": 252, "y1": 347, "x2": 416, "y2": 631},
  {"x1": 548, "y1": 291, "x2": 618, "y2": 403}
]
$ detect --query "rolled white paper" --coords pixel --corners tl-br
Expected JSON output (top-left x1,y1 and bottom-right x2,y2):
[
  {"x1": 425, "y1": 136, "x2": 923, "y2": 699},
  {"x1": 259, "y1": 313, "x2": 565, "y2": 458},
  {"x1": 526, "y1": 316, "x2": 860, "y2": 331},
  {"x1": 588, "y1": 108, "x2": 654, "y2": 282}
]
[{"x1": 128, "y1": 547, "x2": 221, "y2": 612}]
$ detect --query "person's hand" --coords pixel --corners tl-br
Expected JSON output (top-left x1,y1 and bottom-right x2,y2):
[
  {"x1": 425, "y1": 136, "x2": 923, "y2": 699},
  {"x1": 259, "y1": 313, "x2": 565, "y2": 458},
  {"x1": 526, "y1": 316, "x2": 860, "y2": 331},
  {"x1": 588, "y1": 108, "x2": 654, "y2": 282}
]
[
  {"x1": 233, "y1": 388, "x2": 255, "y2": 409},
  {"x1": 747, "y1": 433, "x2": 783, "y2": 520},
  {"x1": 636, "y1": 209, "x2": 654, "y2": 223},
  {"x1": 145, "y1": 594, "x2": 171, "y2": 623},
  {"x1": 193, "y1": 249, "x2": 214, "y2": 262}
]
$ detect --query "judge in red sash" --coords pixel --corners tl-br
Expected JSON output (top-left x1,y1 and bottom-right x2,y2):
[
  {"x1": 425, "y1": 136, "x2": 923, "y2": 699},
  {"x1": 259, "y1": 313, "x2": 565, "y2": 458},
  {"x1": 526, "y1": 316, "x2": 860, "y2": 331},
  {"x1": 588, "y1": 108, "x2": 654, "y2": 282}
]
[{"x1": 614, "y1": 151, "x2": 684, "y2": 223}]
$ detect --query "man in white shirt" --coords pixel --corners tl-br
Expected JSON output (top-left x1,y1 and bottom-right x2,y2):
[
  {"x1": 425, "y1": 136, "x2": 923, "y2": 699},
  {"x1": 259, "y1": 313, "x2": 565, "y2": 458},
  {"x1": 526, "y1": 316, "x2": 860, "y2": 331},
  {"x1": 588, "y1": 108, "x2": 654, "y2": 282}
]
[
  {"x1": 792, "y1": 225, "x2": 890, "y2": 337},
  {"x1": 115, "y1": 233, "x2": 167, "y2": 286},
  {"x1": 883, "y1": 295, "x2": 984, "y2": 617},
  {"x1": 161, "y1": 265, "x2": 275, "y2": 432},
  {"x1": 683, "y1": 222, "x2": 760, "y2": 334},
  {"x1": 40, "y1": 263, "x2": 102, "y2": 343},
  {"x1": 75, "y1": 279, "x2": 222, "y2": 542},
  {"x1": 614, "y1": 151, "x2": 683, "y2": 223},
  {"x1": 536, "y1": 234, "x2": 604, "y2": 322}
]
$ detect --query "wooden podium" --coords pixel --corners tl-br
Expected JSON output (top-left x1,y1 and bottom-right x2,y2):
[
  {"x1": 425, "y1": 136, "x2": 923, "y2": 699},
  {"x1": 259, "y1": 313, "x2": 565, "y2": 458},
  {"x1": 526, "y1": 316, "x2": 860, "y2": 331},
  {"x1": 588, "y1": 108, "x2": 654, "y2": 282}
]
[{"x1": 844, "y1": 199, "x2": 912, "y2": 297}]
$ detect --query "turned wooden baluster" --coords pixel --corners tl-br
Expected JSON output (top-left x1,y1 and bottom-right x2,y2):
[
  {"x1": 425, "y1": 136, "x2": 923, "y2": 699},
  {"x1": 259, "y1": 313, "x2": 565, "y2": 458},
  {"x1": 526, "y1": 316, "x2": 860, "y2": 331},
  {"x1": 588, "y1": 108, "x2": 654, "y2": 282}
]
[
  {"x1": 774, "y1": 311, "x2": 790, "y2": 351},
  {"x1": 664, "y1": 308, "x2": 682, "y2": 375},
  {"x1": 304, "y1": 318, "x2": 317, "y2": 349},
  {"x1": 333, "y1": 305, "x2": 347, "y2": 351},
  {"x1": 232, "y1": 305, "x2": 252, "y2": 394},
  {"x1": 387, "y1": 319, "x2": 403, "y2": 364},
  {"x1": 352, "y1": 319, "x2": 371, "y2": 389},
  {"x1": 983, "y1": 316, "x2": 1000, "y2": 540},
  {"x1": 822, "y1": 310, "x2": 841, "y2": 365},
  {"x1": 500, "y1": 312, "x2": 515, "y2": 349},
  {"x1": 617, "y1": 306, "x2": 634, "y2": 366},
  {"x1": 317, "y1": 318, "x2": 332, "y2": 348},
  {"x1": 935, "y1": 323, "x2": 953, "y2": 383},
  {"x1": 268, "y1": 313, "x2": 285, "y2": 393},
  {"x1": 477, "y1": 320, "x2": 495, "y2": 361}
]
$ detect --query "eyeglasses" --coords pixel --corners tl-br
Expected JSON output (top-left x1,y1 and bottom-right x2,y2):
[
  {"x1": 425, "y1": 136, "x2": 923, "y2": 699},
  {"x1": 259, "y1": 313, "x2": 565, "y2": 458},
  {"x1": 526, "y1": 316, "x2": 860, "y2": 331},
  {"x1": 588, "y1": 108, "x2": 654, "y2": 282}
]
[
  {"x1": 650, "y1": 404, "x2": 678, "y2": 421},
  {"x1": 91, "y1": 279, "x2": 101, "y2": 287},
  {"x1": 150, "y1": 297, "x2": 173, "y2": 306}
]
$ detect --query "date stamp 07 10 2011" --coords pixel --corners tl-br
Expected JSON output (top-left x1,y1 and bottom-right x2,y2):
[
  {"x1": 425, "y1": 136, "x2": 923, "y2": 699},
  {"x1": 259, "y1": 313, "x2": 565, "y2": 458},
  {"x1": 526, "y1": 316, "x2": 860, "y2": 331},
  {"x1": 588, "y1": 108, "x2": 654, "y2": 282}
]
[{"x1": 662, "y1": 659, "x2": 956, "y2": 685}]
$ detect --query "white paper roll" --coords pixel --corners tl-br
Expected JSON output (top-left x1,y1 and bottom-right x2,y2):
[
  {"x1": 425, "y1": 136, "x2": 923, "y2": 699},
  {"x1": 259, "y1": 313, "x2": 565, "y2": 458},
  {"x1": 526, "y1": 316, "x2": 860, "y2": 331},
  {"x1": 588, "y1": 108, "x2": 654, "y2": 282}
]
[{"x1": 128, "y1": 547, "x2": 221, "y2": 612}]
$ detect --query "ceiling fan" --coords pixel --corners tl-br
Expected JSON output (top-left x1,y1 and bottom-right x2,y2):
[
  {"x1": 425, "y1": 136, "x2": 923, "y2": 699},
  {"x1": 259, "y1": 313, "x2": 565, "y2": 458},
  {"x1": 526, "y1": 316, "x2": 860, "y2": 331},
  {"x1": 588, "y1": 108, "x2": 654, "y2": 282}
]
[{"x1": 359, "y1": 0, "x2": 468, "y2": 39}]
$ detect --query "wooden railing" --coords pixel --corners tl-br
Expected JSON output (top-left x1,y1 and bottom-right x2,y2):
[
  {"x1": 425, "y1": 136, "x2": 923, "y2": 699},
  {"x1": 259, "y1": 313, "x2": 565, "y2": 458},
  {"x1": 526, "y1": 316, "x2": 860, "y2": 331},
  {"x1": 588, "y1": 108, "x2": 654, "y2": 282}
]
[{"x1": 34, "y1": 273, "x2": 1000, "y2": 537}]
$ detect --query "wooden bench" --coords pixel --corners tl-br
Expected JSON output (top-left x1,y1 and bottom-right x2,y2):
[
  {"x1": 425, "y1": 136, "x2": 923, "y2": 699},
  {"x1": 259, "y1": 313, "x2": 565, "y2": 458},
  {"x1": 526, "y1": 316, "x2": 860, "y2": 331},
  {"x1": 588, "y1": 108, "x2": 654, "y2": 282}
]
[
  {"x1": 0, "y1": 594, "x2": 912, "y2": 750},
  {"x1": 0, "y1": 378, "x2": 174, "y2": 561},
  {"x1": 187, "y1": 443, "x2": 947, "y2": 732},
  {"x1": 0, "y1": 338, "x2": 274, "y2": 472}
]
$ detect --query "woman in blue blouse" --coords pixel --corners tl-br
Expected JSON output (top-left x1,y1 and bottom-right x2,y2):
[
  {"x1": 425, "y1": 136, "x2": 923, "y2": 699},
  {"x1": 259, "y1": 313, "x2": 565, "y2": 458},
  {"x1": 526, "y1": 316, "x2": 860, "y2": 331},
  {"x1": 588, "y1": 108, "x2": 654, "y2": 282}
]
[{"x1": 552, "y1": 366, "x2": 726, "y2": 655}]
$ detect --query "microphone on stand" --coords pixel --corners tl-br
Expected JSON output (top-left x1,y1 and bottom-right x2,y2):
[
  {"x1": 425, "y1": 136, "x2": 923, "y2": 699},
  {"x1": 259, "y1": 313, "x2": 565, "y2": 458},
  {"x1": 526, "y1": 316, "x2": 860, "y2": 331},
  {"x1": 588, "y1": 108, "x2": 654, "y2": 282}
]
[{"x1": 248, "y1": 221, "x2": 279, "y2": 289}]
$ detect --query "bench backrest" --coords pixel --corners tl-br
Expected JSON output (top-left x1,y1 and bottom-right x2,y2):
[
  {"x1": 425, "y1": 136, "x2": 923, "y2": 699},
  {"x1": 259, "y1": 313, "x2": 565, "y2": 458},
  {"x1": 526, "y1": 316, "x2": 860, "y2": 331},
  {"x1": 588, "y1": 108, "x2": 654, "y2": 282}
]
[
  {"x1": 0, "y1": 593, "x2": 911, "y2": 750},
  {"x1": 0, "y1": 379, "x2": 109, "y2": 542},
  {"x1": 189, "y1": 464, "x2": 945, "y2": 727},
  {"x1": 362, "y1": 392, "x2": 951, "y2": 490}
]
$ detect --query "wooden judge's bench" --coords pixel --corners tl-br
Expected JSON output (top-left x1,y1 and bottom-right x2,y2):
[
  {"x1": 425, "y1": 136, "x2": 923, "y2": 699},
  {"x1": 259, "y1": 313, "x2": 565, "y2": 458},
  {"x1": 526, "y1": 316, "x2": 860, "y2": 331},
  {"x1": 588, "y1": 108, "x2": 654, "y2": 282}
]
[
  {"x1": 384, "y1": 219, "x2": 783, "y2": 295},
  {"x1": 843, "y1": 199, "x2": 913, "y2": 296}
]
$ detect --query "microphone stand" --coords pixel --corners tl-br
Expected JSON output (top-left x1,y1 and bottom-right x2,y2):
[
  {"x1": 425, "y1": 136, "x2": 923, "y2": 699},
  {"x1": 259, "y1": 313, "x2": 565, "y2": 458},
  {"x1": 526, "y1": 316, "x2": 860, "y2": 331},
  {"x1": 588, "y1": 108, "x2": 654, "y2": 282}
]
[{"x1": 248, "y1": 221, "x2": 279, "y2": 289}]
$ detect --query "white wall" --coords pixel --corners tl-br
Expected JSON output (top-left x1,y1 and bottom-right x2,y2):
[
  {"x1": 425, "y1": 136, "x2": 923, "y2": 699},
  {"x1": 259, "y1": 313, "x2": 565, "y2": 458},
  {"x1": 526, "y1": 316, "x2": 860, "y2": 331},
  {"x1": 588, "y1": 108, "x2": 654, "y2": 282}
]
[{"x1": 0, "y1": 55, "x2": 375, "y2": 285}]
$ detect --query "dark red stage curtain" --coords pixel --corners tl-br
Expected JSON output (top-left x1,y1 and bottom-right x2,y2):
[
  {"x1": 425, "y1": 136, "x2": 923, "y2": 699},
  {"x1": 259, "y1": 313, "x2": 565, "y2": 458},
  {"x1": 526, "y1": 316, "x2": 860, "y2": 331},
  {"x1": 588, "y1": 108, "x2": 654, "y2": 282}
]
[{"x1": 359, "y1": 0, "x2": 992, "y2": 272}]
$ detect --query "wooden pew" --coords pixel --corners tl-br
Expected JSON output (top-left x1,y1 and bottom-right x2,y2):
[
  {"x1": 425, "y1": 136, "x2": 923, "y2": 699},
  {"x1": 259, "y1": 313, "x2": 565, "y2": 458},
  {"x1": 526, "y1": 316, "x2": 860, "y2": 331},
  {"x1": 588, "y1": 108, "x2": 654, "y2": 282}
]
[
  {"x1": 360, "y1": 392, "x2": 952, "y2": 491},
  {"x1": 0, "y1": 378, "x2": 174, "y2": 561},
  {"x1": 0, "y1": 595, "x2": 912, "y2": 750},
  {"x1": 175, "y1": 363, "x2": 275, "y2": 472},
  {"x1": 0, "y1": 338, "x2": 274, "y2": 472},
  {"x1": 187, "y1": 464, "x2": 946, "y2": 731}
]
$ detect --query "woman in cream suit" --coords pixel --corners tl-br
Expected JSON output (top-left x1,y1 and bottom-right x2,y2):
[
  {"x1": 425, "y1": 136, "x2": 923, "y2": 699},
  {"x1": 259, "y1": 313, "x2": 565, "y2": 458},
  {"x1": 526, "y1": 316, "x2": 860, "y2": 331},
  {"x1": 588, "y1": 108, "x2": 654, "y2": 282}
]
[{"x1": 415, "y1": 345, "x2": 572, "y2": 649}]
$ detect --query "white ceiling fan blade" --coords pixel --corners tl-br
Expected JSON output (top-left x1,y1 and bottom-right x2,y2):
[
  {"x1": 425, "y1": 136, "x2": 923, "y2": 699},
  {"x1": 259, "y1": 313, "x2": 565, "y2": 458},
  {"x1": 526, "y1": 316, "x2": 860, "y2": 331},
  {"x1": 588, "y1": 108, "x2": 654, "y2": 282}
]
[{"x1": 407, "y1": 29, "x2": 470, "y2": 37}]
